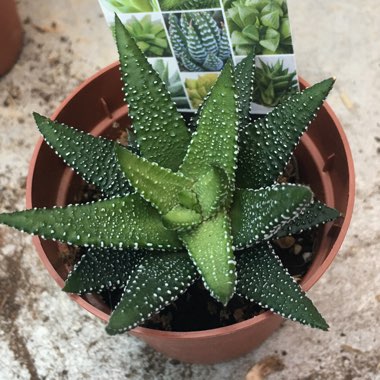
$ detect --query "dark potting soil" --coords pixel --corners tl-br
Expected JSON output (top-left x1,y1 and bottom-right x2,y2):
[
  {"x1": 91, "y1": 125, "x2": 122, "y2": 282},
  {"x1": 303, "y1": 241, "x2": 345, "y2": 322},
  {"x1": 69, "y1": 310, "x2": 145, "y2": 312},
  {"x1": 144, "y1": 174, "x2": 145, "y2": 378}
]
[
  {"x1": 65, "y1": 155, "x2": 318, "y2": 332},
  {"x1": 141, "y1": 230, "x2": 315, "y2": 332}
]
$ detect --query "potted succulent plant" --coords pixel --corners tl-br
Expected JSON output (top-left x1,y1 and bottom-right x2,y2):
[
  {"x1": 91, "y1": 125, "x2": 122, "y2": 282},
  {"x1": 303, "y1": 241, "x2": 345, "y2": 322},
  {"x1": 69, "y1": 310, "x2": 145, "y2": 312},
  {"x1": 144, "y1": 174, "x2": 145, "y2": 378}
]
[{"x1": 0, "y1": 16, "x2": 354, "y2": 363}]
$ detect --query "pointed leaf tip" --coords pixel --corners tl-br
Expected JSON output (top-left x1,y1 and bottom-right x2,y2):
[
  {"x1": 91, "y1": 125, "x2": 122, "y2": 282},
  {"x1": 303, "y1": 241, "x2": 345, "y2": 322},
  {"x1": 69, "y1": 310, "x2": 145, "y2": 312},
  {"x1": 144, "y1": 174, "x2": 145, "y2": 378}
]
[
  {"x1": 106, "y1": 251, "x2": 198, "y2": 335},
  {"x1": 180, "y1": 60, "x2": 239, "y2": 199},
  {"x1": 237, "y1": 243, "x2": 329, "y2": 330},
  {"x1": 237, "y1": 77, "x2": 335, "y2": 189},
  {"x1": 180, "y1": 212, "x2": 236, "y2": 305},
  {"x1": 235, "y1": 52, "x2": 256, "y2": 125},
  {"x1": 33, "y1": 113, "x2": 131, "y2": 197},
  {"x1": 0, "y1": 195, "x2": 181, "y2": 250},
  {"x1": 63, "y1": 247, "x2": 143, "y2": 294},
  {"x1": 114, "y1": 15, "x2": 191, "y2": 171},
  {"x1": 232, "y1": 184, "x2": 313, "y2": 248},
  {"x1": 274, "y1": 201, "x2": 341, "y2": 239}
]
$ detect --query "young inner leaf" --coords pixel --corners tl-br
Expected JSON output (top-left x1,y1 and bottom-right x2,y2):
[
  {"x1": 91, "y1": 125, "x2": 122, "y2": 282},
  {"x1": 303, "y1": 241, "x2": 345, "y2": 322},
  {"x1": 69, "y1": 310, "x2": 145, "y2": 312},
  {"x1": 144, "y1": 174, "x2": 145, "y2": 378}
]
[
  {"x1": 180, "y1": 60, "x2": 239, "y2": 196},
  {"x1": 192, "y1": 166, "x2": 229, "y2": 219},
  {"x1": 162, "y1": 205, "x2": 202, "y2": 232},
  {"x1": 116, "y1": 144, "x2": 194, "y2": 215},
  {"x1": 180, "y1": 212, "x2": 236, "y2": 305}
]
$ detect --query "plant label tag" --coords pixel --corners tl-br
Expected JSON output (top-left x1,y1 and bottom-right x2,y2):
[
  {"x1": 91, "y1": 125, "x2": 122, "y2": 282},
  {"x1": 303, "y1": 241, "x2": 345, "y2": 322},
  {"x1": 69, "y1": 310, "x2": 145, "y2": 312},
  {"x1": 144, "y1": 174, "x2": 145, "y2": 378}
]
[{"x1": 98, "y1": 0, "x2": 299, "y2": 114}]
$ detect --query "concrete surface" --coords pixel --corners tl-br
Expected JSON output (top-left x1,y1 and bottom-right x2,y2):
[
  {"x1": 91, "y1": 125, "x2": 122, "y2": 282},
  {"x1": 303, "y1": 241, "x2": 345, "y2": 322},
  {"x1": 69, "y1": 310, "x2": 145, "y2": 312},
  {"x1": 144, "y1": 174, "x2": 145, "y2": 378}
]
[{"x1": 0, "y1": 0, "x2": 379, "y2": 379}]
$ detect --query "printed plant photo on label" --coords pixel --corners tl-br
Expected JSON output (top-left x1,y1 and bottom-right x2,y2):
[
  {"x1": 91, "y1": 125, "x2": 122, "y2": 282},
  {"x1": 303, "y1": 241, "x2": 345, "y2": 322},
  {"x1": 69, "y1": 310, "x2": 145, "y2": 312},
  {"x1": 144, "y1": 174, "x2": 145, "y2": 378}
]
[
  {"x1": 151, "y1": 58, "x2": 191, "y2": 109},
  {"x1": 183, "y1": 72, "x2": 219, "y2": 108},
  {"x1": 165, "y1": 11, "x2": 232, "y2": 72},
  {"x1": 99, "y1": 0, "x2": 160, "y2": 13},
  {"x1": 254, "y1": 56, "x2": 297, "y2": 107},
  {"x1": 110, "y1": 14, "x2": 172, "y2": 57},
  {"x1": 158, "y1": 0, "x2": 221, "y2": 11},
  {"x1": 224, "y1": 0, "x2": 293, "y2": 55}
]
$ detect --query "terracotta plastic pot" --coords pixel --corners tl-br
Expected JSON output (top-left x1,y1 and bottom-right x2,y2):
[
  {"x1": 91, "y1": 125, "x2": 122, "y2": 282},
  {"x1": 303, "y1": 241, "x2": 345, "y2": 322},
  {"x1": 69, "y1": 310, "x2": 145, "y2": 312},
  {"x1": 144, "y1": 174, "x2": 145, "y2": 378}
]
[
  {"x1": 0, "y1": 0, "x2": 23, "y2": 76},
  {"x1": 26, "y1": 62, "x2": 355, "y2": 364}
]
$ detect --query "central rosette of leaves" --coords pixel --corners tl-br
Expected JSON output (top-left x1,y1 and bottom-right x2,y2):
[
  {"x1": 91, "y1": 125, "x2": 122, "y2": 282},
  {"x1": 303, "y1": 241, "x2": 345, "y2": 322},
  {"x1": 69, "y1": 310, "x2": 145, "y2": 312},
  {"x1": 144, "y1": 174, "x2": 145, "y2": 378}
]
[
  {"x1": 115, "y1": 57, "x2": 242, "y2": 305},
  {"x1": 0, "y1": 15, "x2": 339, "y2": 334}
]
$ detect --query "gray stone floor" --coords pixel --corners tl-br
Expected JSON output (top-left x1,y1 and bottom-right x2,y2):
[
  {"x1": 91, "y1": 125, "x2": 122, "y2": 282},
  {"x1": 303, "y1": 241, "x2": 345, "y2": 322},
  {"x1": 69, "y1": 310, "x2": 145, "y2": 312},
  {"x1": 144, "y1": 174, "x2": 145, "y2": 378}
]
[{"x1": 0, "y1": 1, "x2": 379, "y2": 379}]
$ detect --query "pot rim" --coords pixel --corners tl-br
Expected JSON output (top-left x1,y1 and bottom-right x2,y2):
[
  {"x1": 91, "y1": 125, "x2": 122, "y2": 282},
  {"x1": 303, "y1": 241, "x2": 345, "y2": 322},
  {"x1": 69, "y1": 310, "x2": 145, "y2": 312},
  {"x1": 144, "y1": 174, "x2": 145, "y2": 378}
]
[{"x1": 26, "y1": 61, "x2": 355, "y2": 340}]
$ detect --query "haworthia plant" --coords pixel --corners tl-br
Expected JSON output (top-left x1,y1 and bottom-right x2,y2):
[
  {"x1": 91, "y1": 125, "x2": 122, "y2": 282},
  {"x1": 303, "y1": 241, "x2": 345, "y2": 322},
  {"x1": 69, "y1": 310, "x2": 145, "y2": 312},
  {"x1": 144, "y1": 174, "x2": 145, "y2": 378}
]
[
  {"x1": 225, "y1": 0, "x2": 293, "y2": 55},
  {"x1": 168, "y1": 12, "x2": 231, "y2": 72},
  {"x1": 100, "y1": 0, "x2": 160, "y2": 13},
  {"x1": 253, "y1": 58, "x2": 298, "y2": 107},
  {"x1": 0, "y1": 15, "x2": 341, "y2": 334},
  {"x1": 159, "y1": 0, "x2": 220, "y2": 11}
]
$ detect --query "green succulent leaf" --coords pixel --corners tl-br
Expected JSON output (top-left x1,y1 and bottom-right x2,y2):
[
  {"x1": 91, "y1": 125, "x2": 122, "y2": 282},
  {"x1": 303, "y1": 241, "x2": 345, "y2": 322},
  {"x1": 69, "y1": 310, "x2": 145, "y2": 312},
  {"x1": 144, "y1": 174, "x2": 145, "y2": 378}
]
[
  {"x1": 180, "y1": 61, "x2": 239, "y2": 195},
  {"x1": 106, "y1": 251, "x2": 198, "y2": 334},
  {"x1": 274, "y1": 201, "x2": 341, "y2": 239},
  {"x1": 0, "y1": 194, "x2": 181, "y2": 250},
  {"x1": 235, "y1": 53, "x2": 255, "y2": 126},
  {"x1": 202, "y1": 54, "x2": 224, "y2": 71},
  {"x1": 180, "y1": 212, "x2": 236, "y2": 305},
  {"x1": 185, "y1": 73, "x2": 219, "y2": 110},
  {"x1": 261, "y1": 2, "x2": 284, "y2": 17},
  {"x1": 180, "y1": 51, "x2": 205, "y2": 72},
  {"x1": 237, "y1": 242, "x2": 329, "y2": 330},
  {"x1": 63, "y1": 248, "x2": 144, "y2": 294},
  {"x1": 115, "y1": 15, "x2": 191, "y2": 171},
  {"x1": 192, "y1": 166, "x2": 229, "y2": 219},
  {"x1": 162, "y1": 206, "x2": 202, "y2": 232},
  {"x1": 237, "y1": 78, "x2": 335, "y2": 189},
  {"x1": 33, "y1": 113, "x2": 130, "y2": 198},
  {"x1": 231, "y1": 184, "x2": 313, "y2": 248},
  {"x1": 116, "y1": 144, "x2": 194, "y2": 214}
]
